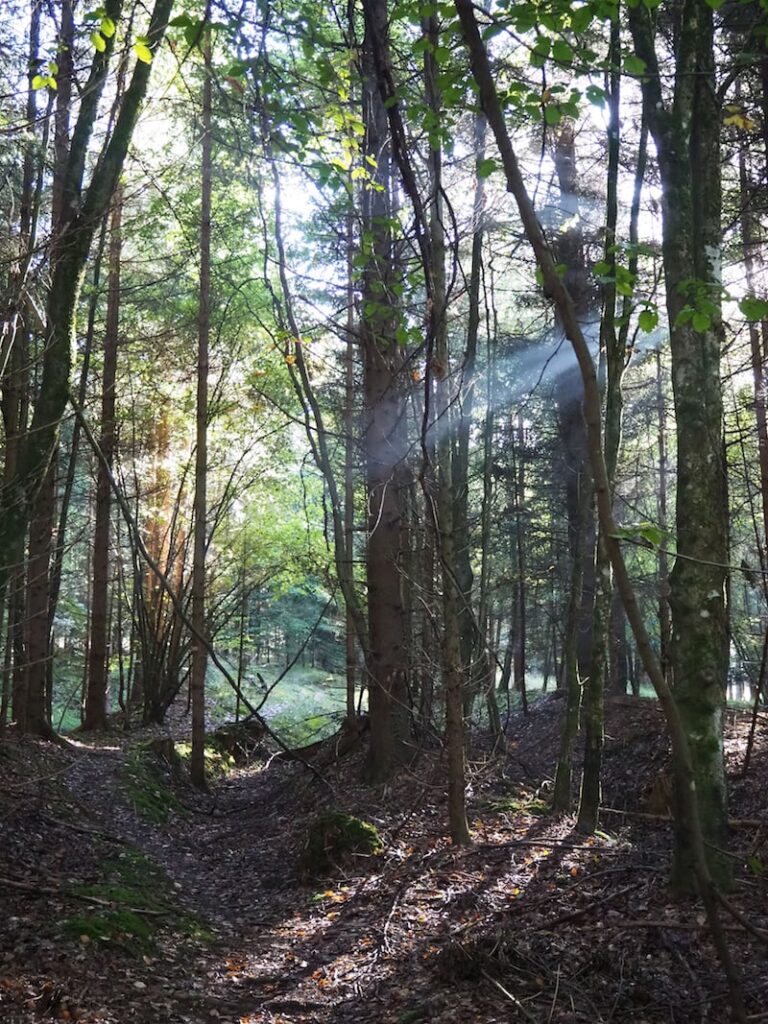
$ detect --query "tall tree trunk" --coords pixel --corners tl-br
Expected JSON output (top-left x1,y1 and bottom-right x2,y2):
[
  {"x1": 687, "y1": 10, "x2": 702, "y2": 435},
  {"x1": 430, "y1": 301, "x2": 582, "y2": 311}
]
[
  {"x1": 454, "y1": 93, "x2": 488, "y2": 688},
  {"x1": 628, "y1": 0, "x2": 731, "y2": 891},
  {"x1": 424, "y1": 11, "x2": 470, "y2": 843},
  {"x1": 513, "y1": 413, "x2": 527, "y2": 714},
  {"x1": 655, "y1": 347, "x2": 672, "y2": 678},
  {"x1": 344, "y1": 206, "x2": 358, "y2": 722},
  {"x1": 550, "y1": 123, "x2": 597, "y2": 810},
  {"x1": 190, "y1": 14, "x2": 212, "y2": 790},
  {"x1": 84, "y1": 193, "x2": 122, "y2": 730},
  {"x1": 578, "y1": 21, "x2": 624, "y2": 832},
  {"x1": 361, "y1": 0, "x2": 410, "y2": 781}
]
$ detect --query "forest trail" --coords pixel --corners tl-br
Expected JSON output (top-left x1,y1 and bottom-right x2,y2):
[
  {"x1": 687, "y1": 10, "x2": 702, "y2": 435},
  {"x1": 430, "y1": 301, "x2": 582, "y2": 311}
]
[{"x1": 2, "y1": 698, "x2": 767, "y2": 1024}]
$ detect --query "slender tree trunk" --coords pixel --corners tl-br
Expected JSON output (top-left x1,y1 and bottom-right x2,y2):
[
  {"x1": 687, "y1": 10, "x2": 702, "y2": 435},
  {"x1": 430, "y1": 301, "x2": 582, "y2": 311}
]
[
  {"x1": 190, "y1": 16, "x2": 212, "y2": 790},
  {"x1": 655, "y1": 347, "x2": 672, "y2": 678},
  {"x1": 550, "y1": 123, "x2": 596, "y2": 809},
  {"x1": 513, "y1": 413, "x2": 527, "y2": 714},
  {"x1": 423, "y1": 12, "x2": 470, "y2": 842},
  {"x1": 454, "y1": 90, "x2": 488, "y2": 688},
  {"x1": 578, "y1": 22, "x2": 623, "y2": 832},
  {"x1": 344, "y1": 206, "x2": 357, "y2": 722},
  {"x1": 84, "y1": 193, "x2": 122, "y2": 730}
]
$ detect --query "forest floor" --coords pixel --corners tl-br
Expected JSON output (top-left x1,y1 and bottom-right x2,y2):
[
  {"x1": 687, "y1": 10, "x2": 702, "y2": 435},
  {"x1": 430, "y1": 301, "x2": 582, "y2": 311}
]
[{"x1": 1, "y1": 695, "x2": 767, "y2": 1024}]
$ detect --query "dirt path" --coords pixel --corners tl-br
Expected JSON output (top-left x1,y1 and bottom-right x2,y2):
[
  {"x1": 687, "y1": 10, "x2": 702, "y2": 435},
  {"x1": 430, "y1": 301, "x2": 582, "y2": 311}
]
[{"x1": 3, "y1": 700, "x2": 768, "y2": 1024}]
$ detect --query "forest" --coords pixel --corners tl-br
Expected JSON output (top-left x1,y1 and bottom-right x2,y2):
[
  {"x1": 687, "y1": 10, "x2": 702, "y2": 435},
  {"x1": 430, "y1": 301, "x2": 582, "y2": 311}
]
[{"x1": 1, "y1": 0, "x2": 768, "y2": 1020}]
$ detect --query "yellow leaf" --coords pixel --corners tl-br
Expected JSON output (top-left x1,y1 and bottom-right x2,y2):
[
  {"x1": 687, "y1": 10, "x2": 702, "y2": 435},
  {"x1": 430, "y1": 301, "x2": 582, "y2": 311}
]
[{"x1": 285, "y1": 354, "x2": 297, "y2": 365}]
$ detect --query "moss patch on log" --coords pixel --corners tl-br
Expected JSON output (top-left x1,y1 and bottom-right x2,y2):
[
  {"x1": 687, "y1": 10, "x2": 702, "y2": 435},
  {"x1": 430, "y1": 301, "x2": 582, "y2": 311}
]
[{"x1": 299, "y1": 810, "x2": 383, "y2": 879}]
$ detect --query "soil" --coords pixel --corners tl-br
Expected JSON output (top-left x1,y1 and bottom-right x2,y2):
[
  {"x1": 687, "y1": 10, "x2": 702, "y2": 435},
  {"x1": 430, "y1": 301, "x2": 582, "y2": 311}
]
[{"x1": 1, "y1": 695, "x2": 767, "y2": 1024}]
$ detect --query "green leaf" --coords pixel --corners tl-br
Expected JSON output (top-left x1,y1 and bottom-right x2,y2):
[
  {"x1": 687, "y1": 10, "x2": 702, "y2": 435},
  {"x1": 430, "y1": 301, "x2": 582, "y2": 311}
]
[
  {"x1": 169, "y1": 13, "x2": 195, "y2": 27},
  {"x1": 476, "y1": 157, "x2": 497, "y2": 178},
  {"x1": 133, "y1": 40, "x2": 153, "y2": 64},
  {"x1": 704, "y1": 0, "x2": 727, "y2": 8},
  {"x1": 623, "y1": 54, "x2": 647, "y2": 76},
  {"x1": 91, "y1": 31, "x2": 107, "y2": 52},
  {"x1": 676, "y1": 307, "x2": 694, "y2": 326},
  {"x1": 544, "y1": 104, "x2": 561, "y2": 126},
  {"x1": 739, "y1": 296, "x2": 768, "y2": 321},
  {"x1": 637, "y1": 523, "x2": 665, "y2": 548},
  {"x1": 586, "y1": 84, "x2": 607, "y2": 106},
  {"x1": 100, "y1": 15, "x2": 116, "y2": 37},
  {"x1": 692, "y1": 311, "x2": 711, "y2": 332},
  {"x1": 552, "y1": 39, "x2": 573, "y2": 64},
  {"x1": 638, "y1": 309, "x2": 659, "y2": 332},
  {"x1": 570, "y1": 6, "x2": 593, "y2": 32},
  {"x1": 31, "y1": 74, "x2": 47, "y2": 89}
]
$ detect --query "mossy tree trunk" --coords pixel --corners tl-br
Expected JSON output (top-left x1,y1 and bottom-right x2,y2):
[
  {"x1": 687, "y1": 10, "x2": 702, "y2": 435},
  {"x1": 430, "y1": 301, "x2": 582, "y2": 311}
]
[{"x1": 628, "y1": 0, "x2": 731, "y2": 891}]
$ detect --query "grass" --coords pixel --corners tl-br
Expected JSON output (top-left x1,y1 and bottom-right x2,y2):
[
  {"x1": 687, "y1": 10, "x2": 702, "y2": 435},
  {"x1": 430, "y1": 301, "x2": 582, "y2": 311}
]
[{"x1": 206, "y1": 662, "x2": 353, "y2": 746}]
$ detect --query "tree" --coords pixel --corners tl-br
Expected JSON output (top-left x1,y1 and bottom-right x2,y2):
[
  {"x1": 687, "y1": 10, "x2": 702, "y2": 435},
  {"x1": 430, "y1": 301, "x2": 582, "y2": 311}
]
[{"x1": 628, "y1": 0, "x2": 731, "y2": 890}]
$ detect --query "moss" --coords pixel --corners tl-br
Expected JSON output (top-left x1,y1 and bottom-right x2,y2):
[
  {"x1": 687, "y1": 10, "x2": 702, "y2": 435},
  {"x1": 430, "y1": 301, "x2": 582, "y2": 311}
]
[
  {"x1": 119, "y1": 748, "x2": 187, "y2": 823},
  {"x1": 299, "y1": 811, "x2": 383, "y2": 879},
  {"x1": 61, "y1": 909, "x2": 154, "y2": 953},
  {"x1": 64, "y1": 849, "x2": 213, "y2": 955},
  {"x1": 478, "y1": 788, "x2": 550, "y2": 816},
  {"x1": 175, "y1": 739, "x2": 236, "y2": 779}
]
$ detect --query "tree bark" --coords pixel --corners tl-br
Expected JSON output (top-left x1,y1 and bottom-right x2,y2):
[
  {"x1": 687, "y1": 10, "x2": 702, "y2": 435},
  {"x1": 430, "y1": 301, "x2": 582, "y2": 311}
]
[
  {"x1": 628, "y1": 0, "x2": 730, "y2": 891},
  {"x1": 84, "y1": 194, "x2": 122, "y2": 730},
  {"x1": 360, "y1": 0, "x2": 411, "y2": 781},
  {"x1": 190, "y1": 15, "x2": 212, "y2": 789}
]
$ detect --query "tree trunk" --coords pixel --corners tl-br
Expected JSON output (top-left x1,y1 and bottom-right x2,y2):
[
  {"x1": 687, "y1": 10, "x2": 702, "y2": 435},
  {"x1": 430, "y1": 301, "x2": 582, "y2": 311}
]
[
  {"x1": 628, "y1": 0, "x2": 731, "y2": 891},
  {"x1": 361, "y1": 0, "x2": 411, "y2": 781},
  {"x1": 84, "y1": 194, "x2": 122, "y2": 730},
  {"x1": 190, "y1": 14, "x2": 212, "y2": 790},
  {"x1": 423, "y1": 11, "x2": 470, "y2": 843},
  {"x1": 23, "y1": 457, "x2": 56, "y2": 736}
]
